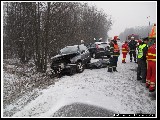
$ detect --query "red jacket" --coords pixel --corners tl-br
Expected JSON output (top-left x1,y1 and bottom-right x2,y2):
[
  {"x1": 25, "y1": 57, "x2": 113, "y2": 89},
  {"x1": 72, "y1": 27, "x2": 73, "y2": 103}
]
[
  {"x1": 122, "y1": 43, "x2": 129, "y2": 53},
  {"x1": 147, "y1": 43, "x2": 156, "y2": 62}
]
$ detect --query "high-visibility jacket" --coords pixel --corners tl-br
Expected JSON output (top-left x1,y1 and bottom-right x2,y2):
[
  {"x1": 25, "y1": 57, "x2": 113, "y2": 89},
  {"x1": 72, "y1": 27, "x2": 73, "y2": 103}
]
[
  {"x1": 147, "y1": 43, "x2": 156, "y2": 62},
  {"x1": 109, "y1": 42, "x2": 120, "y2": 56},
  {"x1": 149, "y1": 25, "x2": 156, "y2": 38},
  {"x1": 122, "y1": 43, "x2": 128, "y2": 53},
  {"x1": 137, "y1": 44, "x2": 148, "y2": 59}
]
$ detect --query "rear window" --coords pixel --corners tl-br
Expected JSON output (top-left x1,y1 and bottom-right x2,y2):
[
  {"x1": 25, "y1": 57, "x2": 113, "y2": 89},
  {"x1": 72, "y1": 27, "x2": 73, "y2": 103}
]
[{"x1": 98, "y1": 43, "x2": 108, "y2": 48}]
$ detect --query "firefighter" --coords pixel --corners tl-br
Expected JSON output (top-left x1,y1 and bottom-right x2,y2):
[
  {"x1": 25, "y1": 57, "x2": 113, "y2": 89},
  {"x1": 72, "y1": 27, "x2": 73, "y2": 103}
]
[
  {"x1": 108, "y1": 36, "x2": 120, "y2": 72},
  {"x1": 122, "y1": 41, "x2": 129, "y2": 63},
  {"x1": 137, "y1": 37, "x2": 149, "y2": 82},
  {"x1": 128, "y1": 36, "x2": 138, "y2": 63},
  {"x1": 146, "y1": 38, "x2": 156, "y2": 92}
]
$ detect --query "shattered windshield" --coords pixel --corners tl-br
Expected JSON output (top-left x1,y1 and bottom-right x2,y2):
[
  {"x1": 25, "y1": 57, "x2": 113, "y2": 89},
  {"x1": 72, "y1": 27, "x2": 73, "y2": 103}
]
[{"x1": 60, "y1": 46, "x2": 78, "y2": 54}]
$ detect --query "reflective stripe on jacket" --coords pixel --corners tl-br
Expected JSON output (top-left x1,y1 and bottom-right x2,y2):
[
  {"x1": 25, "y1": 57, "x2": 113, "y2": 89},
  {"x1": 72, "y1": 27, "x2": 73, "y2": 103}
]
[
  {"x1": 109, "y1": 42, "x2": 120, "y2": 56},
  {"x1": 147, "y1": 43, "x2": 156, "y2": 62},
  {"x1": 122, "y1": 43, "x2": 128, "y2": 53}
]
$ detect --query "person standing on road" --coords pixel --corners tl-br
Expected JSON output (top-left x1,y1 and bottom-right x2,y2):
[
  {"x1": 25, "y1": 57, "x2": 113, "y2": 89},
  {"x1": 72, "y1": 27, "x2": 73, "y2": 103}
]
[
  {"x1": 128, "y1": 36, "x2": 138, "y2": 63},
  {"x1": 146, "y1": 39, "x2": 156, "y2": 92},
  {"x1": 122, "y1": 41, "x2": 129, "y2": 63},
  {"x1": 137, "y1": 37, "x2": 149, "y2": 82},
  {"x1": 108, "y1": 36, "x2": 120, "y2": 72}
]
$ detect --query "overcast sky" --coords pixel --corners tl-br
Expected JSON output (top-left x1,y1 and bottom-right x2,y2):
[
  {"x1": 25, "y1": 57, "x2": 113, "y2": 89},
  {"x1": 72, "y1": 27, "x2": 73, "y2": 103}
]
[{"x1": 88, "y1": 1, "x2": 157, "y2": 38}]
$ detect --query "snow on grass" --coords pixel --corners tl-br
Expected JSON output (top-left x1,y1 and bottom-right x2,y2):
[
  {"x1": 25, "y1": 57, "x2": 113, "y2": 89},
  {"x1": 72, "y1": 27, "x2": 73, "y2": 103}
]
[
  {"x1": 3, "y1": 59, "x2": 55, "y2": 117},
  {"x1": 3, "y1": 88, "x2": 40, "y2": 117}
]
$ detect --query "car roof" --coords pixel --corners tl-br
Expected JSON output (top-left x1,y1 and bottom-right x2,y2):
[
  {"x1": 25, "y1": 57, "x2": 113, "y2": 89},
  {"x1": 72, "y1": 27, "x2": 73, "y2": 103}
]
[
  {"x1": 64, "y1": 44, "x2": 86, "y2": 48},
  {"x1": 66, "y1": 45, "x2": 78, "y2": 47},
  {"x1": 95, "y1": 42, "x2": 108, "y2": 44}
]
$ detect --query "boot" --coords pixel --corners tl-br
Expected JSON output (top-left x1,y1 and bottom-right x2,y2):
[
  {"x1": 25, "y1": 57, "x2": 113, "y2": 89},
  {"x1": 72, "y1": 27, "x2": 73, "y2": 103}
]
[
  {"x1": 141, "y1": 79, "x2": 146, "y2": 83},
  {"x1": 146, "y1": 85, "x2": 149, "y2": 88},
  {"x1": 149, "y1": 89, "x2": 155, "y2": 92},
  {"x1": 146, "y1": 83, "x2": 150, "y2": 88},
  {"x1": 108, "y1": 67, "x2": 113, "y2": 72},
  {"x1": 122, "y1": 60, "x2": 126, "y2": 63},
  {"x1": 137, "y1": 77, "x2": 142, "y2": 81},
  {"x1": 113, "y1": 67, "x2": 118, "y2": 72}
]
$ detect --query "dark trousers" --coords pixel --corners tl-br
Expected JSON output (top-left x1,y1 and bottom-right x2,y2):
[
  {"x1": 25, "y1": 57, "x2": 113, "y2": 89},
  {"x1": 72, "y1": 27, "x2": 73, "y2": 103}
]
[
  {"x1": 108, "y1": 56, "x2": 118, "y2": 72},
  {"x1": 137, "y1": 59, "x2": 147, "y2": 81},
  {"x1": 129, "y1": 51, "x2": 136, "y2": 62}
]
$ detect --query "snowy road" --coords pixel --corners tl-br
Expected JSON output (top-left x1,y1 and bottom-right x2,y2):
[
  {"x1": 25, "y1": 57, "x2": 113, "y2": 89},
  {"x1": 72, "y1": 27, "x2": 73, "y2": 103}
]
[{"x1": 3, "y1": 52, "x2": 156, "y2": 117}]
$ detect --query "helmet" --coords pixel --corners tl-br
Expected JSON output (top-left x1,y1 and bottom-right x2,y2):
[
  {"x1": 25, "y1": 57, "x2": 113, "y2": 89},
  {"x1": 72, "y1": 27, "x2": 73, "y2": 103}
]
[
  {"x1": 142, "y1": 37, "x2": 149, "y2": 41},
  {"x1": 125, "y1": 41, "x2": 128, "y2": 43},
  {"x1": 114, "y1": 36, "x2": 118, "y2": 40},
  {"x1": 138, "y1": 40, "x2": 142, "y2": 43}
]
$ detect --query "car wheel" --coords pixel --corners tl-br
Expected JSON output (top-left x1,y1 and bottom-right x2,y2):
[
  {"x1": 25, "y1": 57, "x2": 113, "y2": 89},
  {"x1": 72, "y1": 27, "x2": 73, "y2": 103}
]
[
  {"x1": 50, "y1": 69, "x2": 61, "y2": 78},
  {"x1": 50, "y1": 71, "x2": 55, "y2": 78},
  {"x1": 76, "y1": 61, "x2": 84, "y2": 73}
]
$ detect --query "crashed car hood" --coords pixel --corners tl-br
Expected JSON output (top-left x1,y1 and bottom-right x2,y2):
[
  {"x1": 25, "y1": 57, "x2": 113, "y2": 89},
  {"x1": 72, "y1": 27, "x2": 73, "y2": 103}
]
[{"x1": 51, "y1": 53, "x2": 78, "y2": 62}]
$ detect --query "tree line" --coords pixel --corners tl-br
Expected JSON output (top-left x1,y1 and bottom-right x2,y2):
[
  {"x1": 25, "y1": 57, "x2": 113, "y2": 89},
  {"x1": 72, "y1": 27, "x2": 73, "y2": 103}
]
[{"x1": 3, "y1": 2, "x2": 112, "y2": 72}]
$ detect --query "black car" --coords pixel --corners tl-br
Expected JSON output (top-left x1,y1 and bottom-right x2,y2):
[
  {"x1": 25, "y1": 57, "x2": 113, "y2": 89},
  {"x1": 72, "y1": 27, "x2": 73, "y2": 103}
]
[
  {"x1": 50, "y1": 44, "x2": 91, "y2": 77},
  {"x1": 87, "y1": 42, "x2": 110, "y2": 59}
]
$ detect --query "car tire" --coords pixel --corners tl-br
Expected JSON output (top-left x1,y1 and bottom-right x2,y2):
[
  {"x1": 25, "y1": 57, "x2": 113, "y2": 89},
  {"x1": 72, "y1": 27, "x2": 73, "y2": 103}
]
[
  {"x1": 50, "y1": 70, "x2": 57, "y2": 78},
  {"x1": 76, "y1": 61, "x2": 84, "y2": 73}
]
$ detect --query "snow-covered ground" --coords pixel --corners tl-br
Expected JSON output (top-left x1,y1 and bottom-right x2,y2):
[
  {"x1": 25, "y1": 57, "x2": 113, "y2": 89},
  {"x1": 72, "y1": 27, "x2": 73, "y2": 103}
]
[{"x1": 2, "y1": 49, "x2": 156, "y2": 117}]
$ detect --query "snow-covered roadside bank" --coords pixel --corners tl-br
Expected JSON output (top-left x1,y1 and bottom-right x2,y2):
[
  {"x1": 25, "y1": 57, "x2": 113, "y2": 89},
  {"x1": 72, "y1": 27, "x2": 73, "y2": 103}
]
[
  {"x1": 3, "y1": 59, "x2": 56, "y2": 117},
  {"x1": 3, "y1": 52, "x2": 156, "y2": 117},
  {"x1": 3, "y1": 71, "x2": 43, "y2": 117}
]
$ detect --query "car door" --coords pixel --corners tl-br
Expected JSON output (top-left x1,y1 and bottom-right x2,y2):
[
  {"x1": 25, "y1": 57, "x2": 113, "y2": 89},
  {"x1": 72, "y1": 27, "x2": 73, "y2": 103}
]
[{"x1": 84, "y1": 46, "x2": 91, "y2": 62}]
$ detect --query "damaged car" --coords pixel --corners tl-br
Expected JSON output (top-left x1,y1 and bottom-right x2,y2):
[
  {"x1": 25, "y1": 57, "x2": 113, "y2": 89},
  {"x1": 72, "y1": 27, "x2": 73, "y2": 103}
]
[
  {"x1": 50, "y1": 44, "x2": 91, "y2": 78},
  {"x1": 87, "y1": 42, "x2": 111, "y2": 59}
]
